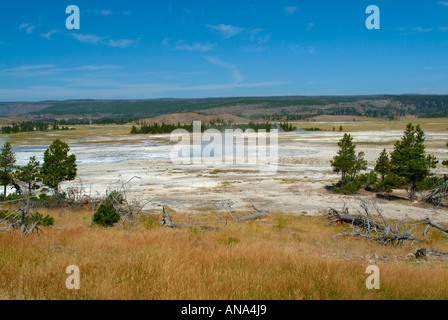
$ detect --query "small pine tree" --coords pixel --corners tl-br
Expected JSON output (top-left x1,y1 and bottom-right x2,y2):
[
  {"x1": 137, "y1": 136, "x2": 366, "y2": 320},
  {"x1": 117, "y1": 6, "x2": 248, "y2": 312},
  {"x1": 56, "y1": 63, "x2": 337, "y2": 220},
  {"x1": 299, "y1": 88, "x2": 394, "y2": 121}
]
[
  {"x1": 16, "y1": 156, "x2": 40, "y2": 195},
  {"x1": 0, "y1": 142, "x2": 16, "y2": 197},
  {"x1": 348, "y1": 151, "x2": 368, "y2": 182},
  {"x1": 40, "y1": 139, "x2": 77, "y2": 194},
  {"x1": 390, "y1": 123, "x2": 438, "y2": 201},
  {"x1": 92, "y1": 201, "x2": 120, "y2": 227},
  {"x1": 331, "y1": 133, "x2": 356, "y2": 186},
  {"x1": 374, "y1": 149, "x2": 391, "y2": 192}
]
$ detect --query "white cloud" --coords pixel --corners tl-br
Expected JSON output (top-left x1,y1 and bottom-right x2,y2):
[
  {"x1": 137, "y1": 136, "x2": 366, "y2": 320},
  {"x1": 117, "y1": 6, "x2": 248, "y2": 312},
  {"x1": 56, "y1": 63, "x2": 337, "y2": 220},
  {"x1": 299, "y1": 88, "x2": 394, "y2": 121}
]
[
  {"x1": 69, "y1": 34, "x2": 138, "y2": 48},
  {"x1": 413, "y1": 27, "x2": 433, "y2": 33},
  {"x1": 206, "y1": 24, "x2": 244, "y2": 39},
  {"x1": 19, "y1": 22, "x2": 36, "y2": 34},
  {"x1": 284, "y1": 6, "x2": 297, "y2": 15},
  {"x1": 107, "y1": 39, "x2": 136, "y2": 48},
  {"x1": 41, "y1": 29, "x2": 58, "y2": 40},
  {"x1": 70, "y1": 33, "x2": 104, "y2": 45},
  {"x1": 0, "y1": 80, "x2": 286, "y2": 101},
  {"x1": 174, "y1": 40, "x2": 216, "y2": 52},
  {"x1": 438, "y1": 1, "x2": 448, "y2": 6},
  {"x1": 0, "y1": 64, "x2": 120, "y2": 78},
  {"x1": 205, "y1": 56, "x2": 244, "y2": 84}
]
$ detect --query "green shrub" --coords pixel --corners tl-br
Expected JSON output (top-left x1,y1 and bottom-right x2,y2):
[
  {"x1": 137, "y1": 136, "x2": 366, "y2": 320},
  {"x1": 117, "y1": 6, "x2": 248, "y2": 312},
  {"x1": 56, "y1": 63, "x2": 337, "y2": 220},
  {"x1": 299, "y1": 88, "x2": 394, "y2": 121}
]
[{"x1": 92, "y1": 201, "x2": 120, "y2": 227}]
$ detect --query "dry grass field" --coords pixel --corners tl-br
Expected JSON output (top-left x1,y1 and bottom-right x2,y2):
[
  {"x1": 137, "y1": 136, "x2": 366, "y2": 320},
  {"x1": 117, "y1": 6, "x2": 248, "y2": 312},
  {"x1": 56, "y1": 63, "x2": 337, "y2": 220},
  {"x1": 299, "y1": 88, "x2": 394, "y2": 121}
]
[
  {"x1": 1, "y1": 204, "x2": 448, "y2": 300},
  {"x1": 2, "y1": 117, "x2": 448, "y2": 300}
]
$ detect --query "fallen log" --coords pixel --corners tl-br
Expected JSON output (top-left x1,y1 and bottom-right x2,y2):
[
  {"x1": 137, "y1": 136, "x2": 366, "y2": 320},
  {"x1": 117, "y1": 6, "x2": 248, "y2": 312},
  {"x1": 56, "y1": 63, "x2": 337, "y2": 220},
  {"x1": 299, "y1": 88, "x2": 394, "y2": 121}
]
[
  {"x1": 421, "y1": 217, "x2": 448, "y2": 237},
  {"x1": 227, "y1": 205, "x2": 269, "y2": 223},
  {"x1": 414, "y1": 247, "x2": 448, "y2": 259},
  {"x1": 328, "y1": 201, "x2": 422, "y2": 246},
  {"x1": 160, "y1": 207, "x2": 218, "y2": 230}
]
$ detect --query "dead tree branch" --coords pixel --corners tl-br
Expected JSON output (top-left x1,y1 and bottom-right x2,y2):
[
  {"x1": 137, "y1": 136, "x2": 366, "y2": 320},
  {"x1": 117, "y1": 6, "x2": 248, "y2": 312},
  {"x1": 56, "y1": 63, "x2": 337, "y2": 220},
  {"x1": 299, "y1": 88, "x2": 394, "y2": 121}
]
[
  {"x1": 226, "y1": 204, "x2": 269, "y2": 223},
  {"x1": 160, "y1": 207, "x2": 218, "y2": 230},
  {"x1": 414, "y1": 247, "x2": 448, "y2": 259},
  {"x1": 328, "y1": 200, "x2": 422, "y2": 246},
  {"x1": 423, "y1": 180, "x2": 448, "y2": 207},
  {"x1": 420, "y1": 217, "x2": 448, "y2": 237}
]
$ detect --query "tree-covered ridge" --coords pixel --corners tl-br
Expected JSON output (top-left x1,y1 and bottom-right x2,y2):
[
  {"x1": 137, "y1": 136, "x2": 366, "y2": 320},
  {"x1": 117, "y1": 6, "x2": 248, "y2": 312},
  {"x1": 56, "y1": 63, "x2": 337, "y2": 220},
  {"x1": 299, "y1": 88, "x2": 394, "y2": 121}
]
[{"x1": 1, "y1": 95, "x2": 447, "y2": 120}]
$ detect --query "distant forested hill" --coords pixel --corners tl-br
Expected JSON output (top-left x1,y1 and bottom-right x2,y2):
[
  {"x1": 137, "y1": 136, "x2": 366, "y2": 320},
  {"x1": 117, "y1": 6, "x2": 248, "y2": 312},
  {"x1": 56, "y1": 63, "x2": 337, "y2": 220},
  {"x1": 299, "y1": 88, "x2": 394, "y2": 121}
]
[{"x1": 0, "y1": 95, "x2": 447, "y2": 120}]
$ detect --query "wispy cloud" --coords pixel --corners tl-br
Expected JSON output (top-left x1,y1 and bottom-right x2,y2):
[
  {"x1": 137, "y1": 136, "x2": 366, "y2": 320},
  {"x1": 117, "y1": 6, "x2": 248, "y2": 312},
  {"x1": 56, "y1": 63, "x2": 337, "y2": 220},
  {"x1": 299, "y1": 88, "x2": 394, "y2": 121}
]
[
  {"x1": 19, "y1": 22, "x2": 37, "y2": 34},
  {"x1": 306, "y1": 23, "x2": 314, "y2": 31},
  {"x1": 438, "y1": 1, "x2": 448, "y2": 6},
  {"x1": 206, "y1": 24, "x2": 244, "y2": 39},
  {"x1": 174, "y1": 40, "x2": 216, "y2": 52},
  {"x1": 0, "y1": 64, "x2": 120, "y2": 78},
  {"x1": 70, "y1": 33, "x2": 138, "y2": 48},
  {"x1": 41, "y1": 29, "x2": 58, "y2": 40},
  {"x1": 414, "y1": 27, "x2": 433, "y2": 33},
  {"x1": 249, "y1": 29, "x2": 271, "y2": 44},
  {"x1": 205, "y1": 56, "x2": 244, "y2": 84},
  {"x1": 107, "y1": 39, "x2": 137, "y2": 48},
  {"x1": 284, "y1": 6, "x2": 297, "y2": 15},
  {"x1": 163, "y1": 39, "x2": 216, "y2": 52},
  {"x1": 290, "y1": 44, "x2": 316, "y2": 54},
  {"x1": 70, "y1": 34, "x2": 104, "y2": 45}
]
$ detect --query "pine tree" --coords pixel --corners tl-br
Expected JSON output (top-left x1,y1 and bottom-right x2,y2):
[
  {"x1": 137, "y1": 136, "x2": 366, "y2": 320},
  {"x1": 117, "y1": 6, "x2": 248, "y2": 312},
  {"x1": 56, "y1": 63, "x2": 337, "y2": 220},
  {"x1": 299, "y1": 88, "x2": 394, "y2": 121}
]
[
  {"x1": 16, "y1": 156, "x2": 40, "y2": 195},
  {"x1": 374, "y1": 149, "x2": 390, "y2": 191},
  {"x1": 374, "y1": 149, "x2": 391, "y2": 192},
  {"x1": 331, "y1": 133, "x2": 357, "y2": 185},
  {"x1": 349, "y1": 151, "x2": 368, "y2": 182},
  {"x1": 390, "y1": 123, "x2": 438, "y2": 201},
  {"x1": 0, "y1": 142, "x2": 16, "y2": 197},
  {"x1": 40, "y1": 139, "x2": 77, "y2": 194}
]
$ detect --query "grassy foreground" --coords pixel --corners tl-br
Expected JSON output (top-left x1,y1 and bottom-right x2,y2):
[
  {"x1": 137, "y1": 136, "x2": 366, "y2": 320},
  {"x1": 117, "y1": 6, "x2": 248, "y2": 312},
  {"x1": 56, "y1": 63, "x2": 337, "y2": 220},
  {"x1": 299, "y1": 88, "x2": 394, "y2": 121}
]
[{"x1": 1, "y1": 205, "x2": 448, "y2": 300}]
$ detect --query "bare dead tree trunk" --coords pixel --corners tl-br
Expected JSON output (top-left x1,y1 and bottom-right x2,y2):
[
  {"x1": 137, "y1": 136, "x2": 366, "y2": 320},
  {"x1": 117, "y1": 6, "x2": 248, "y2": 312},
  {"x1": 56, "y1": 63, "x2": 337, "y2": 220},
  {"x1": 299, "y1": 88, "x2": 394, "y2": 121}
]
[
  {"x1": 227, "y1": 204, "x2": 269, "y2": 223},
  {"x1": 421, "y1": 217, "x2": 448, "y2": 237}
]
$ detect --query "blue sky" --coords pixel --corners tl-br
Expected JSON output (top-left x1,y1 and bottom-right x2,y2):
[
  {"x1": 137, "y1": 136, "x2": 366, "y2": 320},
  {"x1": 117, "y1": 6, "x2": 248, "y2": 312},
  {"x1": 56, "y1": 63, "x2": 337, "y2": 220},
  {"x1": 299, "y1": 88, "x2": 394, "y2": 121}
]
[{"x1": 0, "y1": 0, "x2": 447, "y2": 101}]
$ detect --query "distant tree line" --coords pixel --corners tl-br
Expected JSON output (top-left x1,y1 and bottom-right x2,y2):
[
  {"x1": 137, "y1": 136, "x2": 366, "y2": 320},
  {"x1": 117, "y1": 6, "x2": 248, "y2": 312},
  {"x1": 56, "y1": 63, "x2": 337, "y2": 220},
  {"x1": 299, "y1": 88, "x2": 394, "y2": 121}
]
[
  {"x1": 1, "y1": 121, "x2": 72, "y2": 134},
  {"x1": 131, "y1": 121, "x2": 297, "y2": 134}
]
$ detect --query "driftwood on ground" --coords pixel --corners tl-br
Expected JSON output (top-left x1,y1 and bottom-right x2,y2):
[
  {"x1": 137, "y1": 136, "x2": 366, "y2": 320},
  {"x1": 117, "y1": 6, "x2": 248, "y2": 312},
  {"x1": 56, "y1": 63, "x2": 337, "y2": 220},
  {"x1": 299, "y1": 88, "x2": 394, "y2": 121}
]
[
  {"x1": 160, "y1": 204, "x2": 269, "y2": 229},
  {"x1": 161, "y1": 207, "x2": 218, "y2": 230},
  {"x1": 328, "y1": 200, "x2": 422, "y2": 246},
  {"x1": 226, "y1": 205, "x2": 269, "y2": 223}
]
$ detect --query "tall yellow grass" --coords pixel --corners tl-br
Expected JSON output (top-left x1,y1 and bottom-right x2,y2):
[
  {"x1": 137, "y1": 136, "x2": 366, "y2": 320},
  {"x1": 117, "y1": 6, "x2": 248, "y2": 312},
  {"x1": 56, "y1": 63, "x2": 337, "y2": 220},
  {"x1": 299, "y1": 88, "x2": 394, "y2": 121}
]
[{"x1": 1, "y1": 206, "x2": 448, "y2": 300}]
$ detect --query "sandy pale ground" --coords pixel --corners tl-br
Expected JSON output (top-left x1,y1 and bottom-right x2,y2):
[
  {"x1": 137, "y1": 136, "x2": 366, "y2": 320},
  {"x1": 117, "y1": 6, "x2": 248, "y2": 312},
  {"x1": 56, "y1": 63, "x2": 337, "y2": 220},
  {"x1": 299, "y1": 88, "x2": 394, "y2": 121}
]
[{"x1": 44, "y1": 129, "x2": 448, "y2": 224}]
